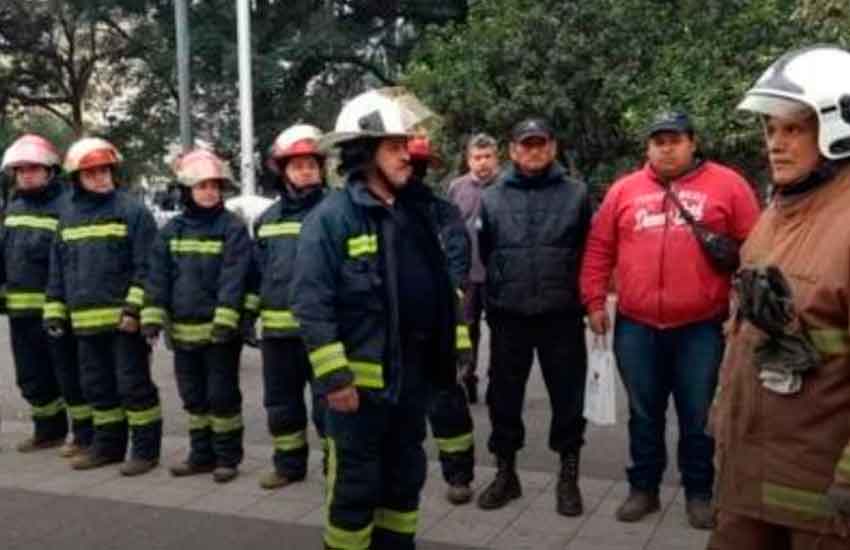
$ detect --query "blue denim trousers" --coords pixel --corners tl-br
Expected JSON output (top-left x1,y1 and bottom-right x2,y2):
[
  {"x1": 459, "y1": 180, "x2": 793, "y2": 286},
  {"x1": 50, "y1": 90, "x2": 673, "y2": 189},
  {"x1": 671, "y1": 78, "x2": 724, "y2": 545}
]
[{"x1": 613, "y1": 315, "x2": 724, "y2": 500}]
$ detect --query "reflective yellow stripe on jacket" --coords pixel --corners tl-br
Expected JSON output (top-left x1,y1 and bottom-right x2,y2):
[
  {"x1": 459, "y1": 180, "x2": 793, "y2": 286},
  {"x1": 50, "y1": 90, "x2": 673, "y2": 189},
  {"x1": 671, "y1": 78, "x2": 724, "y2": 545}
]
[
  {"x1": 257, "y1": 222, "x2": 301, "y2": 238},
  {"x1": 809, "y1": 328, "x2": 850, "y2": 356},
  {"x1": 70, "y1": 307, "x2": 122, "y2": 330},
  {"x1": 43, "y1": 301, "x2": 67, "y2": 320},
  {"x1": 172, "y1": 322, "x2": 213, "y2": 344},
  {"x1": 169, "y1": 239, "x2": 223, "y2": 255},
  {"x1": 213, "y1": 307, "x2": 239, "y2": 329},
  {"x1": 261, "y1": 309, "x2": 300, "y2": 330},
  {"x1": 61, "y1": 223, "x2": 127, "y2": 241},
  {"x1": 762, "y1": 482, "x2": 834, "y2": 519},
  {"x1": 310, "y1": 342, "x2": 348, "y2": 378},
  {"x1": 347, "y1": 234, "x2": 378, "y2": 258},
  {"x1": 4, "y1": 215, "x2": 58, "y2": 231},
  {"x1": 5, "y1": 291, "x2": 46, "y2": 311},
  {"x1": 141, "y1": 307, "x2": 166, "y2": 326}
]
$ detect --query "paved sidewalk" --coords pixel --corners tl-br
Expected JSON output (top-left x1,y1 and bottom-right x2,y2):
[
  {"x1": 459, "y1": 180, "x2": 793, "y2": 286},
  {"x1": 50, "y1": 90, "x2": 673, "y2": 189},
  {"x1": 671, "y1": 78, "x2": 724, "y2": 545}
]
[{"x1": 0, "y1": 421, "x2": 710, "y2": 550}]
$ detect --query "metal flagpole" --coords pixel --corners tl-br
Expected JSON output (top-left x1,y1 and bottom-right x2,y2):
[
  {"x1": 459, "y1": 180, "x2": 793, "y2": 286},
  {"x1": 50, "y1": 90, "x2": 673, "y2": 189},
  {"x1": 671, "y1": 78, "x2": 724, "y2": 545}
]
[
  {"x1": 236, "y1": 0, "x2": 255, "y2": 196},
  {"x1": 174, "y1": 0, "x2": 192, "y2": 152}
]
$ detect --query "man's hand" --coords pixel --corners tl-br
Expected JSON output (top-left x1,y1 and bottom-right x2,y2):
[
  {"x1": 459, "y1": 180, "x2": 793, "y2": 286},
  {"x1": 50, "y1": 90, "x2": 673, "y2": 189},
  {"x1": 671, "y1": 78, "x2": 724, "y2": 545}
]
[
  {"x1": 588, "y1": 309, "x2": 611, "y2": 335},
  {"x1": 327, "y1": 385, "x2": 359, "y2": 413},
  {"x1": 118, "y1": 314, "x2": 140, "y2": 333}
]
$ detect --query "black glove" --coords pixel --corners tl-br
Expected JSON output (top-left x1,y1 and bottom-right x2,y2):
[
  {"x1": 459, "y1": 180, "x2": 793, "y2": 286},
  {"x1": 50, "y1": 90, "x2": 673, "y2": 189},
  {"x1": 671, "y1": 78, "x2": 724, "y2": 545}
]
[
  {"x1": 44, "y1": 318, "x2": 66, "y2": 339},
  {"x1": 211, "y1": 323, "x2": 238, "y2": 344},
  {"x1": 241, "y1": 317, "x2": 258, "y2": 347}
]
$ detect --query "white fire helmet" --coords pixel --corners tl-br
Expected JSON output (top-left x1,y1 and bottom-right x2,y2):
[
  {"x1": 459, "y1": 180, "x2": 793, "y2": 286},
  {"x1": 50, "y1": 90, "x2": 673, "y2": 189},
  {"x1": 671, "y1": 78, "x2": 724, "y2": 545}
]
[
  {"x1": 173, "y1": 148, "x2": 236, "y2": 188},
  {"x1": 738, "y1": 45, "x2": 850, "y2": 159},
  {"x1": 267, "y1": 124, "x2": 323, "y2": 173},
  {"x1": 64, "y1": 137, "x2": 122, "y2": 174},
  {"x1": 2, "y1": 134, "x2": 60, "y2": 173},
  {"x1": 320, "y1": 87, "x2": 436, "y2": 150}
]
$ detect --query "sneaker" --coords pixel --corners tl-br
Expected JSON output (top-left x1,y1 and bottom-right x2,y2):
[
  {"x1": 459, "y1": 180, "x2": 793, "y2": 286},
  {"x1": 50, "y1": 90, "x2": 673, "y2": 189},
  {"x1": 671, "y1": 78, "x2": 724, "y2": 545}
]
[
  {"x1": 616, "y1": 490, "x2": 661, "y2": 522},
  {"x1": 686, "y1": 498, "x2": 716, "y2": 530}
]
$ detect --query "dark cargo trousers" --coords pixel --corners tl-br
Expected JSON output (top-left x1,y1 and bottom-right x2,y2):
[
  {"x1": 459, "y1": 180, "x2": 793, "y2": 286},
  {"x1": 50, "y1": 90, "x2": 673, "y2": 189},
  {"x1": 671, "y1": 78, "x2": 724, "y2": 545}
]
[
  {"x1": 77, "y1": 331, "x2": 161, "y2": 461},
  {"x1": 428, "y1": 383, "x2": 474, "y2": 485},
  {"x1": 173, "y1": 341, "x2": 243, "y2": 468},
  {"x1": 9, "y1": 317, "x2": 68, "y2": 441},
  {"x1": 486, "y1": 312, "x2": 588, "y2": 457},
  {"x1": 48, "y1": 330, "x2": 94, "y2": 448},
  {"x1": 261, "y1": 337, "x2": 325, "y2": 479},
  {"x1": 323, "y1": 333, "x2": 432, "y2": 550}
]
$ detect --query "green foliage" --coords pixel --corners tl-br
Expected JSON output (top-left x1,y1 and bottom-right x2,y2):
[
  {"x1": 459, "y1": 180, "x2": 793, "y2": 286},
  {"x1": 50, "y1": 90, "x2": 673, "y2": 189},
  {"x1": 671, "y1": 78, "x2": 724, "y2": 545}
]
[{"x1": 406, "y1": 0, "x2": 850, "y2": 197}]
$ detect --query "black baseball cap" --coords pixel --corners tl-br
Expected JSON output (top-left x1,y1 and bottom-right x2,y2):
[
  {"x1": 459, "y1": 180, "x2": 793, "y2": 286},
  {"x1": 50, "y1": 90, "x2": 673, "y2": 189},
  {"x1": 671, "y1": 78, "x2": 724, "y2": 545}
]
[
  {"x1": 511, "y1": 118, "x2": 554, "y2": 142},
  {"x1": 646, "y1": 110, "x2": 695, "y2": 138}
]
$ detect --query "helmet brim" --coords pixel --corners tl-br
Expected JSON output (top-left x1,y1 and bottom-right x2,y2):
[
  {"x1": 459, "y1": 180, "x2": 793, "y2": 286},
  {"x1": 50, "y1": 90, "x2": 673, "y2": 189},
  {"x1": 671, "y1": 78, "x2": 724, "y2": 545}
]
[
  {"x1": 737, "y1": 93, "x2": 814, "y2": 120},
  {"x1": 318, "y1": 131, "x2": 410, "y2": 152}
]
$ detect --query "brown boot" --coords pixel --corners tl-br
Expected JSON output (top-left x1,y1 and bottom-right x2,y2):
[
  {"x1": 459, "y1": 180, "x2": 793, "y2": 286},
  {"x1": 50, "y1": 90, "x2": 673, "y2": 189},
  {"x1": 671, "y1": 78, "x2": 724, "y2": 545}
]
[
  {"x1": 686, "y1": 498, "x2": 716, "y2": 530},
  {"x1": 616, "y1": 489, "x2": 661, "y2": 522},
  {"x1": 170, "y1": 461, "x2": 215, "y2": 477},
  {"x1": 213, "y1": 466, "x2": 238, "y2": 483},
  {"x1": 446, "y1": 483, "x2": 474, "y2": 505},
  {"x1": 16, "y1": 436, "x2": 65, "y2": 453},
  {"x1": 70, "y1": 451, "x2": 122, "y2": 471},
  {"x1": 59, "y1": 442, "x2": 87, "y2": 458},
  {"x1": 258, "y1": 470, "x2": 301, "y2": 490},
  {"x1": 120, "y1": 458, "x2": 159, "y2": 477}
]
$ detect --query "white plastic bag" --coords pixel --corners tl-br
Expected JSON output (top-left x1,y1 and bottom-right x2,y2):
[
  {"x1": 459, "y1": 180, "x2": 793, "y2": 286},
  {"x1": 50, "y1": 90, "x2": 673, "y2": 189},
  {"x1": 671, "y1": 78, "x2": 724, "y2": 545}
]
[{"x1": 583, "y1": 337, "x2": 617, "y2": 426}]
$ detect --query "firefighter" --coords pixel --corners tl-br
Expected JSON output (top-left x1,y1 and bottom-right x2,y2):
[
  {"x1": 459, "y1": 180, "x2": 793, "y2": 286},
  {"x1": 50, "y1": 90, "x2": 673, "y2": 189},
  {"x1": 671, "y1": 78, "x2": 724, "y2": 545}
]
[
  {"x1": 710, "y1": 45, "x2": 850, "y2": 548},
  {"x1": 408, "y1": 135, "x2": 476, "y2": 505},
  {"x1": 141, "y1": 149, "x2": 251, "y2": 483},
  {"x1": 44, "y1": 137, "x2": 161, "y2": 475},
  {"x1": 291, "y1": 88, "x2": 465, "y2": 550},
  {"x1": 0, "y1": 134, "x2": 93, "y2": 456},
  {"x1": 253, "y1": 124, "x2": 328, "y2": 490}
]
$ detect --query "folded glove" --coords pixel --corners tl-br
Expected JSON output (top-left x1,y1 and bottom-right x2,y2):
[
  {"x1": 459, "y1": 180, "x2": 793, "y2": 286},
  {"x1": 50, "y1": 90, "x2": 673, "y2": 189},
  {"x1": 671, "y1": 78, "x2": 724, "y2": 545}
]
[
  {"x1": 827, "y1": 483, "x2": 850, "y2": 517},
  {"x1": 44, "y1": 318, "x2": 66, "y2": 339},
  {"x1": 211, "y1": 323, "x2": 238, "y2": 343}
]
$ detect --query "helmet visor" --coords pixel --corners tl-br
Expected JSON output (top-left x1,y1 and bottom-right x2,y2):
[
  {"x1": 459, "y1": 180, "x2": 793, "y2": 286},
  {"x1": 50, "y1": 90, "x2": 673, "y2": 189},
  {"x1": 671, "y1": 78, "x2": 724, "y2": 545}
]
[{"x1": 737, "y1": 93, "x2": 813, "y2": 120}]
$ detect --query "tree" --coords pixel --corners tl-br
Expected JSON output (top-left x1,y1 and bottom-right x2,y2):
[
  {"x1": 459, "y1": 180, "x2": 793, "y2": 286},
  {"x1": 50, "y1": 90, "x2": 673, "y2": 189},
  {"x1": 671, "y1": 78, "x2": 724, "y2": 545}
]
[
  {"x1": 0, "y1": 0, "x2": 152, "y2": 135},
  {"x1": 406, "y1": 0, "x2": 849, "y2": 196}
]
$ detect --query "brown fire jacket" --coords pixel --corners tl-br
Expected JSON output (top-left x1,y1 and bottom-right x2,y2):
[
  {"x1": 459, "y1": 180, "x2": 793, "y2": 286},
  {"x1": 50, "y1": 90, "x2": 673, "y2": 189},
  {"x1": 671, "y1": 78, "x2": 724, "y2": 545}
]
[{"x1": 714, "y1": 164, "x2": 850, "y2": 537}]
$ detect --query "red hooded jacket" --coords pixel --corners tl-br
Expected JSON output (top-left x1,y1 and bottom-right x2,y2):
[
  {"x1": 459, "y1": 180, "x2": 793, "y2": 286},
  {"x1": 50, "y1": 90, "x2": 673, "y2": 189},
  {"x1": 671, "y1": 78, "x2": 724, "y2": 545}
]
[{"x1": 580, "y1": 161, "x2": 760, "y2": 328}]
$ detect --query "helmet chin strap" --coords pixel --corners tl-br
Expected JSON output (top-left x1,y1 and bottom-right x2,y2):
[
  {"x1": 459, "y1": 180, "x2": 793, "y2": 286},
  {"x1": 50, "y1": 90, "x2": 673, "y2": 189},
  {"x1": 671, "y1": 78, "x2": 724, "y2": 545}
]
[
  {"x1": 777, "y1": 158, "x2": 847, "y2": 197},
  {"x1": 366, "y1": 163, "x2": 400, "y2": 205}
]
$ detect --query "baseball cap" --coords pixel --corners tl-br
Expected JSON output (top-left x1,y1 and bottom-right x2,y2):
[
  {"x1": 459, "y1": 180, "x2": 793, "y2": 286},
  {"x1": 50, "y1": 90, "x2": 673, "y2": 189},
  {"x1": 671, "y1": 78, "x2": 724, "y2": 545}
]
[
  {"x1": 646, "y1": 110, "x2": 695, "y2": 138},
  {"x1": 511, "y1": 118, "x2": 554, "y2": 142}
]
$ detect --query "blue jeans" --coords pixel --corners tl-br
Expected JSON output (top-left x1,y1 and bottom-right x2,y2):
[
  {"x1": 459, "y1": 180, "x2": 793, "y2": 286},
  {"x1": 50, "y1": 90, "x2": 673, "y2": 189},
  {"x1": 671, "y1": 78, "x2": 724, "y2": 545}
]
[{"x1": 614, "y1": 315, "x2": 723, "y2": 500}]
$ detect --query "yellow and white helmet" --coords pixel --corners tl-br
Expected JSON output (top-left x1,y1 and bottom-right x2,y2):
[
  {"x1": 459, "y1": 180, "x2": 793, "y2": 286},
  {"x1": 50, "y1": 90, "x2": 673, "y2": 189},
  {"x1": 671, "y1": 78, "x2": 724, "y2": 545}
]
[
  {"x1": 172, "y1": 148, "x2": 235, "y2": 188},
  {"x1": 320, "y1": 87, "x2": 435, "y2": 150},
  {"x1": 738, "y1": 45, "x2": 850, "y2": 159},
  {"x1": 1, "y1": 134, "x2": 61, "y2": 173},
  {"x1": 267, "y1": 124, "x2": 323, "y2": 173},
  {"x1": 64, "y1": 137, "x2": 122, "y2": 174}
]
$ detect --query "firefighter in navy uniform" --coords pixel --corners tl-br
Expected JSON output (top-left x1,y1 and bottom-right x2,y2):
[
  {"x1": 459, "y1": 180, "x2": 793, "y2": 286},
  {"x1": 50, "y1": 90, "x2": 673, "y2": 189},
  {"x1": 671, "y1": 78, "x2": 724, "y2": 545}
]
[
  {"x1": 0, "y1": 134, "x2": 93, "y2": 456},
  {"x1": 252, "y1": 124, "x2": 328, "y2": 490},
  {"x1": 45, "y1": 138, "x2": 161, "y2": 475},
  {"x1": 291, "y1": 88, "x2": 466, "y2": 550},
  {"x1": 141, "y1": 149, "x2": 251, "y2": 483},
  {"x1": 407, "y1": 135, "x2": 476, "y2": 505}
]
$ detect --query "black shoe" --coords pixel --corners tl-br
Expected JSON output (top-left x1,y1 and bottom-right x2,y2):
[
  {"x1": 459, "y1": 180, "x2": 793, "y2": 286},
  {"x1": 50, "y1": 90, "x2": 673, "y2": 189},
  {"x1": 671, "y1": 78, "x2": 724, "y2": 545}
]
[
  {"x1": 477, "y1": 456, "x2": 521, "y2": 510},
  {"x1": 556, "y1": 451, "x2": 583, "y2": 516}
]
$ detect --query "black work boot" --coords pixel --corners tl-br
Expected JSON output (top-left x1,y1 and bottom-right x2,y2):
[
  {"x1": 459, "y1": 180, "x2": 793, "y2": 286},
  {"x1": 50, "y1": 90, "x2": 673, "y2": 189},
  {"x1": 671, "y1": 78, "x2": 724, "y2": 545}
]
[
  {"x1": 477, "y1": 455, "x2": 521, "y2": 510},
  {"x1": 556, "y1": 451, "x2": 583, "y2": 516}
]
